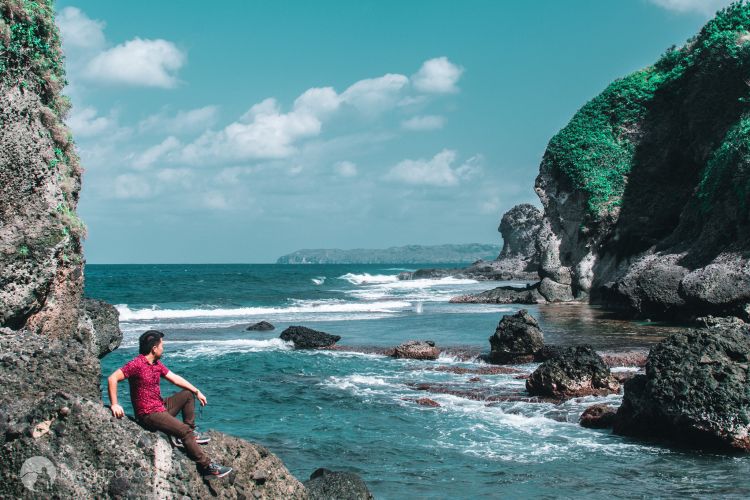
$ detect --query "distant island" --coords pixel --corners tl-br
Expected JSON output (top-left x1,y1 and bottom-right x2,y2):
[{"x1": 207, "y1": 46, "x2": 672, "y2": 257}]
[{"x1": 276, "y1": 244, "x2": 501, "y2": 264}]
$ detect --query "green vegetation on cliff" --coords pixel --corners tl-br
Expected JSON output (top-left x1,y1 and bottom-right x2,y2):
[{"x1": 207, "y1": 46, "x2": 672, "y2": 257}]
[
  {"x1": 1, "y1": 0, "x2": 85, "y2": 331},
  {"x1": 543, "y1": 0, "x2": 750, "y2": 218},
  {"x1": 1, "y1": 0, "x2": 84, "y2": 244},
  {"x1": 0, "y1": 0, "x2": 67, "y2": 113}
]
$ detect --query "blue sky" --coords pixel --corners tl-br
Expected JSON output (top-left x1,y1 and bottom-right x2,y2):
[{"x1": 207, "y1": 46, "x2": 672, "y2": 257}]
[{"x1": 55, "y1": 0, "x2": 731, "y2": 263}]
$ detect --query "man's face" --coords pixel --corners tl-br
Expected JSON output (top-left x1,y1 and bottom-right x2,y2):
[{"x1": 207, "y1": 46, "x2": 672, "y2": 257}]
[{"x1": 153, "y1": 339, "x2": 164, "y2": 359}]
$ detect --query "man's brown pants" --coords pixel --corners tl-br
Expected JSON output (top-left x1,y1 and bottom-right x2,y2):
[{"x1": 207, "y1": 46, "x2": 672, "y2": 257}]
[{"x1": 139, "y1": 389, "x2": 210, "y2": 468}]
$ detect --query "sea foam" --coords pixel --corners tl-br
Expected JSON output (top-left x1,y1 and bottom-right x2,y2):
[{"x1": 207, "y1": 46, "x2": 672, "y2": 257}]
[
  {"x1": 338, "y1": 273, "x2": 400, "y2": 285},
  {"x1": 116, "y1": 300, "x2": 413, "y2": 321}
]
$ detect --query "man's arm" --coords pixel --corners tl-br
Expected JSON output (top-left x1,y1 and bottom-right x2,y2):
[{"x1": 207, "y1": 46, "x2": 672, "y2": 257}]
[
  {"x1": 164, "y1": 371, "x2": 207, "y2": 406},
  {"x1": 108, "y1": 369, "x2": 126, "y2": 418}
]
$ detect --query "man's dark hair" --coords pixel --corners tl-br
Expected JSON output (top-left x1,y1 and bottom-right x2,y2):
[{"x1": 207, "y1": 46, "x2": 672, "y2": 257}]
[{"x1": 139, "y1": 330, "x2": 164, "y2": 355}]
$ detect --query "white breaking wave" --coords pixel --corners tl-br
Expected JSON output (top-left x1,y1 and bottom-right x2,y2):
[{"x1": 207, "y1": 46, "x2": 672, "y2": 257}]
[
  {"x1": 169, "y1": 338, "x2": 293, "y2": 358},
  {"x1": 338, "y1": 273, "x2": 400, "y2": 285},
  {"x1": 116, "y1": 300, "x2": 413, "y2": 321},
  {"x1": 312, "y1": 277, "x2": 326, "y2": 285},
  {"x1": 344, "y1": 276, "x2": 480, "y2": 302},
  {"x1": 322, "y1": 374, "x2": 397, "y2": 392}
]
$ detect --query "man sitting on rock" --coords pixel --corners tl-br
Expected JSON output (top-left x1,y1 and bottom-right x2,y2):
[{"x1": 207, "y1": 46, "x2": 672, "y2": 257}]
[{"x1": 107, "y1": 330, "x2": 232, "y2": 479}]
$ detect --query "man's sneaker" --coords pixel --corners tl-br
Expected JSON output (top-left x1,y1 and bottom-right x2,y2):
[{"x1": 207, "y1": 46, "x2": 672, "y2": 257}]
[
  {"x1": 171, "y1": 431, "x2": 211, "y2": 448},
  {"x1": 202, "y1": 462, "x2": 232, "y2": 479}
]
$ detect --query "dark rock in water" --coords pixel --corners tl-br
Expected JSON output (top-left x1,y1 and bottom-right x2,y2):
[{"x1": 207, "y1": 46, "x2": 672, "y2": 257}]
[
  {"x1": 599, "y1": 350, "x2": 648, "y2": 368},
  {"x1": 488, "y1": 309, "x2": 544, "y2": 364},
  {"x1": 410, "y1": 268, "x2": 455, "y2": 280},
  {"x1": 450, "y1": 283, "x2": 545, "y2": 304},
  {"x1": 526, "y1": 345, "x2": 620, "y2": 398},
  {"x1": 535, "y1": 344, "x2": 564, "y2": 362},
  {"x1": 79, "y1": 298, "x2": 122, "y2": 358},
  {"x1": 392, "y1": 340, "x2": 440, "y2": 360},
  {"x1": 612, "y1": 371, "x2": 639, "y2": 384},
  {"x1": 419, "y1": 365, "x2": 522, "y2": 375},
  {"x1": 695, "y1": 315, "x2": 747, "y2": 330},
  {"x1": 247, "y1": 320, "x2": 275, "y2": 331},
  {"x1": 613, "y1": 321, "x2": 750, "y2": 451},
  {"x1": 402, "y1": 397, "x2": 441, "y2": 407},
  {"x1": 580, "y1": 404, "x2": 617, "y2": 429},
  {"x1": 304, "y1": 468, "x2": 374, "y2": 500},
  {"x1": 280, "y1": 326, "x2": 341, "y2": 349}
]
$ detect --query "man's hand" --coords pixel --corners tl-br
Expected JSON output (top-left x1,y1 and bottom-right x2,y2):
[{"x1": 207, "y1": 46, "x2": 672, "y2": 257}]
[
  {"x1": 196, "y1": 390, "x2": 207, "y2": 406},
  {"x1": 111, "y1": 404, "x2": 125, "y2": 418}
]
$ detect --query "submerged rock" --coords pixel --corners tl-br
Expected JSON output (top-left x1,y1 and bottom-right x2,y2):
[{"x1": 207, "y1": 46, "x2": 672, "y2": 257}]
[
  {"x1": 247, "y1": 320, "x2": 275, "y2": 331},
  {"x1": 450, "y1": 283, "x2": 545, "y2": 304},
  {"x1": 402, "y1": 397, "x2": 441, "y2": 407},
  {"x1": 526, "y1": 345, "x2": 620, "y2": 398},
  {"x1": 599, "y1": 350, "x2": 648, "y2": 368},
  {"x1": 280, "y1": 325, "x2": 341, "y2": 349},
  {"x1": 392, "y1": 340, "x2": 440, "y2": 360},
  {"x1": 304, "y1": 468, "x2": 374, "y2": 500},
  {"x1": 580, "y1": 404, "x2": 617, "y2": 429},
  {"x1": 488, "y1": 309, "x2": 544, "y2": 364},
  {"x1": 613, "y1": 321, "x2": 750, "y2": 451}
]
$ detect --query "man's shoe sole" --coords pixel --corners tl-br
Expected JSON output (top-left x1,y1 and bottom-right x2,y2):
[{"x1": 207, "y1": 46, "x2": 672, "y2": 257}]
[
  {"x1": 171, "y1": 436, "x2": 211, "y2": 448},
  {"x1": 203, "y1": 468, "x2": 233, "y2": 479}
]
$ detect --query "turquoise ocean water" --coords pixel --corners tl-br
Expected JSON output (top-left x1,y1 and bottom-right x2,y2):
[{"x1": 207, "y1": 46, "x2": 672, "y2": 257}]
[{"x1": 89, "y1": 264, "x2": 750, "y2": 498}]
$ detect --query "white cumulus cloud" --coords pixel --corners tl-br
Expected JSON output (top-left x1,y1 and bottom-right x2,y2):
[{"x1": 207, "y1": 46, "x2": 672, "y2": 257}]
[
  {"x1": 84, "y1": 38, "x2": 186, "y2": 88},
  {"x1": 401, "y1": 115, "x2": 445, "y2": 131},
  {"x1": 294, "y1": 87, "x2": 341, "y2": 116},
  {"x1": 386, "y1": 149, "x2": 481, "y2": 187},
  {"x1": 66, "y1": 106, "x2": 116, "y2": 137},
  {"x1": 181, "y1": 98, "x2": 323, "y2": 163},
  {"x1": 412, "y1": 57, "x2": 464, "y2": 94},
  {"x1": 340, "y1": 74, "x2": 409, "y2": 114},
  {"x1": 133, "y1": 136, "x2": 181, "y2": 170},
  {"x1": 56, "y1": 7, "x2": 105, "y2": 50},
  {"x1": 649, "y1": 0, "x2": 732, "y2": 15},
  {"x1": 140, "y1": 57, "x2": 462, "y2": 166}
]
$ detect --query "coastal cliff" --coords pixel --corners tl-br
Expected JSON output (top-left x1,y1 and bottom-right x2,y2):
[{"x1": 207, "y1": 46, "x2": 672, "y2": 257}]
[
  {"x1": 460, "y1": 2, "x2": 750, "y2": 319},
  {"x1": 0, "y1": 2, "x2": 307, "y2": 497}
]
